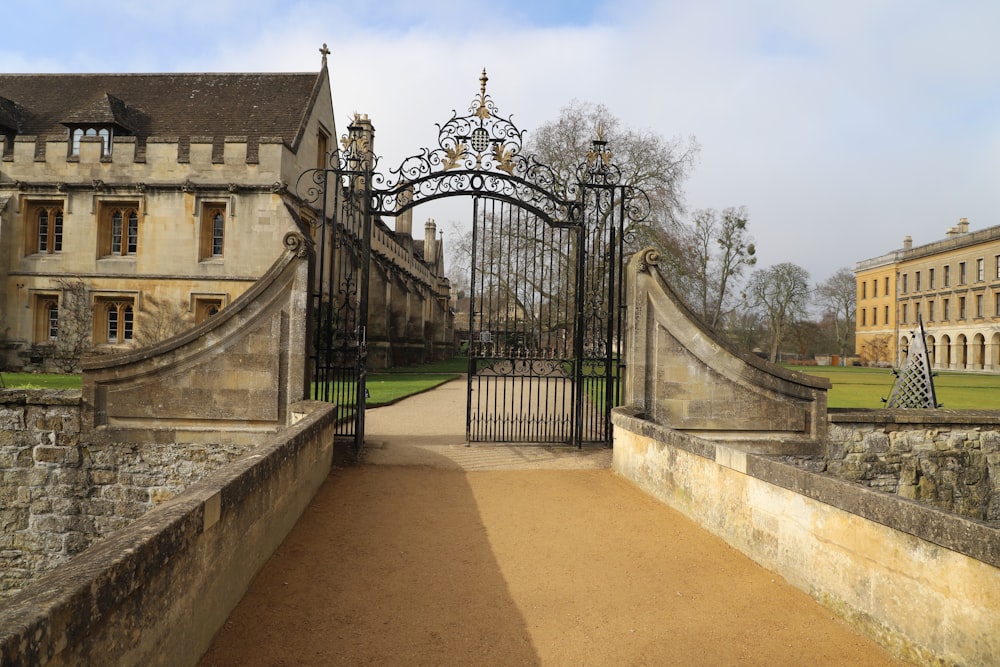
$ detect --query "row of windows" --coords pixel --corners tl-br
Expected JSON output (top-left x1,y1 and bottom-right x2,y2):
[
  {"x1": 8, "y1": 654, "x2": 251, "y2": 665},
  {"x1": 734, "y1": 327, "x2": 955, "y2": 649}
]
[
  {"x1": 861, "y1": 258, "x2": 1000, "y2": 300},
  {"x1": 24, "y1": 202, "x2": 226, "y2": 260},
  {"x1": 861, "y1": 293, "x2": 1000, "y2": 327},
  {"x1": 34, "y1": 294, "x2": 224, "y2": 345}
]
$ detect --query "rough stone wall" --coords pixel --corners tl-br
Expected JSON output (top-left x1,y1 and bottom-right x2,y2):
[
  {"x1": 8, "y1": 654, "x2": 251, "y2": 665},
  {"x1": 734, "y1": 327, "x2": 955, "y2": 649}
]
[
  {"x1": 791, "y1": 411, "x2": 1000, "y2": 522},
  {"x1": 0, "y1": 389, "x2": 254, "y2": 598}
]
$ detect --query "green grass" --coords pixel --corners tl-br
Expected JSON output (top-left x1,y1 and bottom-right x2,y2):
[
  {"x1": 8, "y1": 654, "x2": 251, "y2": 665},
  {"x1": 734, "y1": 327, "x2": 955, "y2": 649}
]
[
  {"x1": 0, "y1": 372, "x2": 82, "y2": 390},
  {"x1": 365, "y1": 372, "x2": 460, "y2": 406},
  {"x1": 787, "y1": 365, "x2": 1000, "y2": 410}
]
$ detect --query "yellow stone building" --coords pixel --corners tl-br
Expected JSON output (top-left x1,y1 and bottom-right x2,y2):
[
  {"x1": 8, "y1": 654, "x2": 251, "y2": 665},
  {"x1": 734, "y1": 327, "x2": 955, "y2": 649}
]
[
  {"x1": 0, "y1": 66, "x2": 453, "y2": 371},
  {"x1": 856, "y1": 218, "x2": 1000, "y2": 371}
]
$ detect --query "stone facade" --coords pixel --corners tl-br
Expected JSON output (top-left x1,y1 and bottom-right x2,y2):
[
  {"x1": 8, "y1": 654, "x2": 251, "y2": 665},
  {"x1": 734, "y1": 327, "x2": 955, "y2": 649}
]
[
  {"x1": 0, "y1": 69, "x2": 452, "y2": 372},
  {"x1": 624, "y1": 247, "x2": 829, "y2": 454},
  {"x1": 856, "y1": 218, "x2": 1000, "y2": 370}
]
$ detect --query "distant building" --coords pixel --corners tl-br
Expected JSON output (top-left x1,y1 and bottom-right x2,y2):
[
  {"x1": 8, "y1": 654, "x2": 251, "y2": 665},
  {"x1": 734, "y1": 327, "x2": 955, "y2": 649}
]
[
  {"x1": 0, "y1": 64, "x2": 451, "y2": 370},
  {"x1": 856, "y1": 218, "x2": 1000, "y2": 371}
]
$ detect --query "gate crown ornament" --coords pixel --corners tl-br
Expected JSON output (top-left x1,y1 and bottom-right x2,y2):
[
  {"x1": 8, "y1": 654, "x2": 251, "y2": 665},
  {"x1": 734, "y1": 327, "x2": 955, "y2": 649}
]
[{"x1": 369, "y1": 69, "x2": 575, "y2": 223}]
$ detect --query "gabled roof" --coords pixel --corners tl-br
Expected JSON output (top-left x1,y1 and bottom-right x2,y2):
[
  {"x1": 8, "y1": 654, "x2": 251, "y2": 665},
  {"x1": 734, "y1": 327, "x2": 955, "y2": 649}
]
[
  {"x1": 61, "y1": 92, "x2": 144, "y2": 133},
  {"x1": 0, "y1": 72, "x2": 325, "y2": 148}
]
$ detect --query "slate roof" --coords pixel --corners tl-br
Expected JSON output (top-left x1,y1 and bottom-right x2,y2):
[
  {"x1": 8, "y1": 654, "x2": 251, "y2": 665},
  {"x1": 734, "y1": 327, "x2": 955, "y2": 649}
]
[{"x1": 0, "y1": 72, "x2": 324, "y2": 149}]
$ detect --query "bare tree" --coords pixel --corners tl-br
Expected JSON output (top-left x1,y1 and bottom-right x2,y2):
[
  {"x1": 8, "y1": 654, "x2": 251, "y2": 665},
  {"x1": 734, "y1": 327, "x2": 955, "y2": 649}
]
[
  {"x1": 527, "y1": 100, "x2": 699, "y2": 290},
  {"x1": 688, "y1": 206, "x2": 757, "y2": 329},
  {"x1": 815, "y1": 267, "x2": 857, "y2": 357},
  {"x1": 134, "y1": 295, "x2": 194, "y2": 347},
  {"x1": 746, "y1": 263, "x2": 811, "y2": 363},
  {"x1": 52, "y1": 278, "x2": 93, "y2": 372},
  {"x1": 787, "y1": 319, "x2": 822, "y2": 361},
  {"x1": 722, "y1": 302, "x2": 763, "y2": 354}
]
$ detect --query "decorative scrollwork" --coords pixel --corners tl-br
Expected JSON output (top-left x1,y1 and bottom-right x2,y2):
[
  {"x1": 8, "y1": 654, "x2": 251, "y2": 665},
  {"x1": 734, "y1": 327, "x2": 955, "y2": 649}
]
[
  {"x1": 637, "y1": 247, "x2": 662, "y2": 273},
  {"x1": 283, "y1": 231, "x2": 310, "y2": 258},
  {"x1": 364, "y1": 69, "x2": 576, "y2": 224},
  {"x1": 477, "y1": 355, "x2": 570, "y2": 378}
]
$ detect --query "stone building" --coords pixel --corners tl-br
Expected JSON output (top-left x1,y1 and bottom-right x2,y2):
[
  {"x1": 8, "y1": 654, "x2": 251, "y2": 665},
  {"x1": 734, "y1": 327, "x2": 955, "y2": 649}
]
[
  {"x1": 856, "y1": 217, "x2": 1000, "y2": 370},
  {"x1": 0, "y1": 61, "x2": 451, "y2": 371}
]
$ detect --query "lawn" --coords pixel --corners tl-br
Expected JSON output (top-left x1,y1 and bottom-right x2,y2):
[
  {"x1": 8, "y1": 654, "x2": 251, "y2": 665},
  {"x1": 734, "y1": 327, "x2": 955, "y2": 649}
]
[
  {"x1": 0, "y1": 372, "x2": 82, "y2": 390},
  {"x1": 787, "y1": 365, "x2": 1000, "y2": 410},
  {"x1": 364, "y1": 372, "x2": 461, "y2": 407}
]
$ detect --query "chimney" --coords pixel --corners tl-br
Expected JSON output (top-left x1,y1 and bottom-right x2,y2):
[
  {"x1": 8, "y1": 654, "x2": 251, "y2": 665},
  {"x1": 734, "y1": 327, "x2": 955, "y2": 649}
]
[
  {"x1": 346, "y1": 113, "x2": 375, "y2": 169},
  {"x1": 396, "y1": 206, "x2": 412, "y2": 238},
  {"x1": 424, "y1": 218, "x2": 437, "y2": 264},
  {"x1": 903, "y1": 235, "x2": 912, "y2": 250},
  {"x1": 946, "y1": 217, "x2": 970, "y2": 239}
]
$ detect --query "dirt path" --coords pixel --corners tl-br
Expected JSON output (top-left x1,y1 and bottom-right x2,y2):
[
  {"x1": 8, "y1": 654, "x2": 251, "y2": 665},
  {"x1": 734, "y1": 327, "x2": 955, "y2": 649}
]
[{"x1": 200, "y1": 381, "x2": 908, "y2": 666}]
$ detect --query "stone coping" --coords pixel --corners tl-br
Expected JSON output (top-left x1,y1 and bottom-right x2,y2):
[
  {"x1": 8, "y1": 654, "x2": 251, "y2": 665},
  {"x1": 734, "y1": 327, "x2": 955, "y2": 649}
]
[
  {"x1": 829, "y1": 407, "x2": 1000, "y2": 426},
  {"x1": 612, "y1": 406, "x2": 1000, "y2": 570}
]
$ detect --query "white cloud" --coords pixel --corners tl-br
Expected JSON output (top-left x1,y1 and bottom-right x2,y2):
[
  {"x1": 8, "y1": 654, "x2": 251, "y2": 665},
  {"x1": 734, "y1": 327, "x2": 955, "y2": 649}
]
[{"x1": 5, "y1": 0, "x2": 1000, "y2": 282}]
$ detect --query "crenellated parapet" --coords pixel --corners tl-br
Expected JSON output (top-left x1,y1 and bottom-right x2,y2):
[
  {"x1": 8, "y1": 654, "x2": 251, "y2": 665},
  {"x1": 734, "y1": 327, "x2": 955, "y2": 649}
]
[{"x1": 1, "y1": 134, "x2": 288, "y2": 186}]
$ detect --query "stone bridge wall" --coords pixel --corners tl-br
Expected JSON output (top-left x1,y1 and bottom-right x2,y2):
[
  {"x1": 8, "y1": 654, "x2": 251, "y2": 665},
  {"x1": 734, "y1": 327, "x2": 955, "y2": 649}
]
[{"x1": 617, "y1": 248, "x2": 1000, "y2": 665}]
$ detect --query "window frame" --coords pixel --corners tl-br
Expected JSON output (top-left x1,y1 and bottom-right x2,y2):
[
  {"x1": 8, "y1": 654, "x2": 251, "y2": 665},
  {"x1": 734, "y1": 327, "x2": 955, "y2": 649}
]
[
  {"x1": 24, "y1": 201, "x2": 65, "y2": 256},
  {"x1": 98, "y1": 201, "x2": 141, "y2": 258},
  {"x1": 32, "y1": 293, "x2": 60, "y2": 343},
  {"x1": 199, "y1": 202, "x2": 228, "y2": 261},
  {"x1": 93, "y1": 295, "x2": 137, "y2": 345},
  {"x1": 68, "y1": 125, "x2": 114, "y2": 157},
  {"x1": 193, "y1": 294, "x2": 227, "y2": 324}
]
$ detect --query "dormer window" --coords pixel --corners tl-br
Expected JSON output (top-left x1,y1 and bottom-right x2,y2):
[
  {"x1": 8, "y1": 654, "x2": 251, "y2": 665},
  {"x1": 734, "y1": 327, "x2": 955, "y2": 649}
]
[{"x1": 69, "y1": 125, "x2": 113, "y2": 157}]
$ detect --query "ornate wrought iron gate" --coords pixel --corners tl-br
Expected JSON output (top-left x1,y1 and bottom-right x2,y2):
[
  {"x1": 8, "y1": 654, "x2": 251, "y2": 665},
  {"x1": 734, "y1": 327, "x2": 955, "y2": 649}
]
[
  {"x1": 297, "y1": 70, "x2": 647, "y2": 449},
  {"x1": 297, "y1": 118, "x2": 373, "y2": 451}
]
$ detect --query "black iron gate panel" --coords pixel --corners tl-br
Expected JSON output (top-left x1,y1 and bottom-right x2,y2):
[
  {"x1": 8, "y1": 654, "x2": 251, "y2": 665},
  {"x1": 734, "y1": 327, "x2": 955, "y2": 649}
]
[
  {"x1": 466, "y1": 197, "x2": 580, "y2": 443},
  {"x1": 297, "y1": 118, "x2": 372, "y2": 451}
]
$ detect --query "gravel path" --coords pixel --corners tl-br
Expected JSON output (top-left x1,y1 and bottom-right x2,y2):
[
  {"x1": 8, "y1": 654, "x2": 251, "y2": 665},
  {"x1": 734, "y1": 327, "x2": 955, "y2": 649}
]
[{"x1": 199, "y1": 379, "x2": 908, "y2": 666}]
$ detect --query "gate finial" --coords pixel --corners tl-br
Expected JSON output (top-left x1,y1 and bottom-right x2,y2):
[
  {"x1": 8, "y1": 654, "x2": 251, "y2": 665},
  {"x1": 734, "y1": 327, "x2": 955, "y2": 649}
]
[{"x1": 480, "y1": 68, "x2": 488, "y2": 98}]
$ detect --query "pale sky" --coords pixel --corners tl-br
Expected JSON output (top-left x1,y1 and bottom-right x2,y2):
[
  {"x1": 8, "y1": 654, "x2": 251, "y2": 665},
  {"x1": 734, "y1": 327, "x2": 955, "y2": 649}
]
[{"x1": 4, "y1": 0, "x2": 1000, "y2": 285}]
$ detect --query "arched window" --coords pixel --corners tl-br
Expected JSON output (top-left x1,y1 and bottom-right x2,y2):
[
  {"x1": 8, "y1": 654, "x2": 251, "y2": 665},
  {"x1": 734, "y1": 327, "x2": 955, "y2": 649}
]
[
  {"x1": 32, "y1": 294, "x2": 61, "y2": 343},
  {"x1": 200, "y1": 204, "x2": 227, "y2": 260},
  {"x1": 69, "y1": 125, "x2": 114, "y2": 156},
  {"x1": 100, "y1": 299, "x2": 135, "y2": 344},
  {"x1": 100, "y1": 204, "x2": 140, "y2": 257},
  {"x1": 27, "y1": 203, "x2": 64, "y2": 255},
  {"x1": 47, "y1": 301, "x2": 59, "y2": 340}
]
